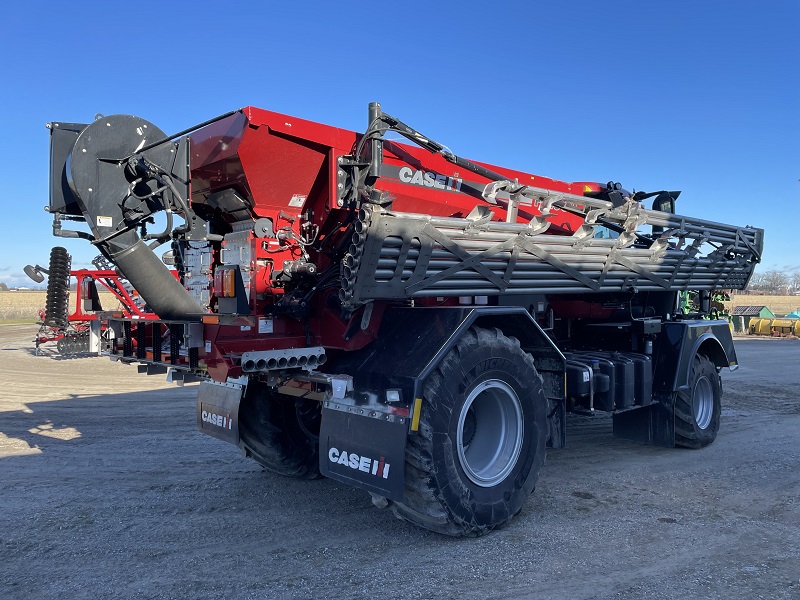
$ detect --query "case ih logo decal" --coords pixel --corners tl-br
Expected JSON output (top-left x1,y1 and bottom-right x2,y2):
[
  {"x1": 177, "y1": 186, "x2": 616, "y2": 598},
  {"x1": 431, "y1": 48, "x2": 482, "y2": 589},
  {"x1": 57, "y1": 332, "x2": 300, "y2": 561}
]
[
  {"x1": 328, "y1": 447, "x2": 390, "y2": 479},
  {"x1": 398, "y1": 167, "x2": 463, "y2": 192},
  {"x1": 201, "y1": 410, "x2": 233, "y2": 431}
]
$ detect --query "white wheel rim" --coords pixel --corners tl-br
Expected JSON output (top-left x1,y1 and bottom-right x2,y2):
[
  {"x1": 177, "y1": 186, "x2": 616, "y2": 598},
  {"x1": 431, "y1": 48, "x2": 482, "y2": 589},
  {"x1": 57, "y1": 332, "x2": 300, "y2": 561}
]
[
  {"x1": 456, "y1": 379, "x2": 524, "y2": 487},
  {"x1": 693, "y1": 376, "x2": 714, "y2": 430}
]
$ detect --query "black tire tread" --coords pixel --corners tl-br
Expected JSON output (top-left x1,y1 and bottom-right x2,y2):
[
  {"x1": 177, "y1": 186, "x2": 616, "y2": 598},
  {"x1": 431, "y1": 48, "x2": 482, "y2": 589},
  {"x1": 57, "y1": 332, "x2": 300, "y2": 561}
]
[
  {"x1": 674, "y1": 353, "x2": 720, "y2": 449},
  {"x1": 391, "y1": 327, "x2": 546, "y2": 537},
  {"x1": 238, "y1": 385, "x2": 321, "y2": 480}
]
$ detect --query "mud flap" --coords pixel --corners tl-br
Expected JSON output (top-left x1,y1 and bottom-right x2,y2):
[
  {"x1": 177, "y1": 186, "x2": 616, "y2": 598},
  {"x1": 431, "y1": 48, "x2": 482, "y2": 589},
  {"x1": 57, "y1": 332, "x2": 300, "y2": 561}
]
[
  {"x1": 196, "y1": 380, "x2": 242, "y2": 445},
  {"x1": 612, "y1": 395, "x2": 675, "y2": 448},
  {"x1": 318, "y1": 404, "x2": 407, "y2": 501}
]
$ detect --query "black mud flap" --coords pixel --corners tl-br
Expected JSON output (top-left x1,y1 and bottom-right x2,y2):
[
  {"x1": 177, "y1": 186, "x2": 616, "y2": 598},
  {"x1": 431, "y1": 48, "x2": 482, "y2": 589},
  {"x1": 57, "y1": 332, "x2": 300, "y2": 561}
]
[
  {"x1": 612, "y1": 395, "x2": 675, "y2": 448},
  {"x1": 196, "y1": 380, "x2": 242, "y2": 445},
  {"x1": 319, "y1": 404, "x2": 407, "y2": 501}
]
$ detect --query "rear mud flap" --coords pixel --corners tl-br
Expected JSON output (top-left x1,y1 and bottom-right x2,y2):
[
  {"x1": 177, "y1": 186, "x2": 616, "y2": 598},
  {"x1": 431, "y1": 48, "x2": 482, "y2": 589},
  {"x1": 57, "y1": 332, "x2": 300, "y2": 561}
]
[
  {"x1": 319, "y1": 404, "x2": 407, "y2": 501},
  {"x1": 196, "y1": 380, "x2": 242, "y2": 445}
]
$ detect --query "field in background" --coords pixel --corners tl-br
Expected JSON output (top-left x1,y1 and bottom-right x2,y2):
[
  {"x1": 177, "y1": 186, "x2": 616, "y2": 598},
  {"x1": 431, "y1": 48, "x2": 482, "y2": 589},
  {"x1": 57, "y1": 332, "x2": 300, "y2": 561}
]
[
  {"x1": 0, "y1": 291, "x2": 121, "y2": 324},
  {"x1": 726, "y1": 294, "x2": 800, "y2": 316},
  {"x1": 3, "y1": 291, "x2": 799, "y2": 324}
]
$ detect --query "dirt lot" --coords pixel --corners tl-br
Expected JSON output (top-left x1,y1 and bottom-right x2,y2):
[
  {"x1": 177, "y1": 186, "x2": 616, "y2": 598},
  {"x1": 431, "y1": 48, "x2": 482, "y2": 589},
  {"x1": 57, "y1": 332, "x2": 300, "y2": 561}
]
[{"x1": 1, "y1": 325, "x2": 798, "y2": 600}]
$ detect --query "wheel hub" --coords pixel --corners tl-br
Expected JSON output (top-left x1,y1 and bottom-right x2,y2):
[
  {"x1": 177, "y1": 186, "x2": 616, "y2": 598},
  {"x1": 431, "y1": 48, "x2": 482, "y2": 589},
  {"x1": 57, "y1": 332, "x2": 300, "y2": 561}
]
[
  {"x1": 693, "y1": 375, "x2": 714, "y2": 430},
  {"x1": 456, "y1": 379, "x2": 523, "y2": 487}
]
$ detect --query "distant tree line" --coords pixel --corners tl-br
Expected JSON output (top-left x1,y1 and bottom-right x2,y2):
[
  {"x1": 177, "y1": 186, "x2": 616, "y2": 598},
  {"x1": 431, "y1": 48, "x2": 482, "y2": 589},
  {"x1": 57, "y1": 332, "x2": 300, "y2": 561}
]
[
  {"x1": 2, "y1": 271, "x2": 797, "y2": 295},
  {"x1": 740, "y1": 269, "x2": 800, "y2": 295},
  {"x1": 0, "y1": 282, "x2": 46, "y2": 292}
]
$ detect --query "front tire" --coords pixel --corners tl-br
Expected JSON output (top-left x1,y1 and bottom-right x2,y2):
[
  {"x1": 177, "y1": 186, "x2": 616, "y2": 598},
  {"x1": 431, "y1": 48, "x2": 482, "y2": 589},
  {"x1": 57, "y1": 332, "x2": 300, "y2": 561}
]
[
  {"x1": 391, "y1": 327, "x2": 547, "y2": 536},
  {"x1": 675, "y1": 353, "x2": 721, "y2": 448}
]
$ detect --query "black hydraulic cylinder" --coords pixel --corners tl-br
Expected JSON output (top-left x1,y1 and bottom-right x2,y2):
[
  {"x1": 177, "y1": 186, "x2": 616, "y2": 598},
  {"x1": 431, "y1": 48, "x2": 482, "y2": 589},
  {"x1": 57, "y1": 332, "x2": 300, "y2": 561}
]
[{"x1": 368, "y1": 102, "x2": 383, "y2": 185}]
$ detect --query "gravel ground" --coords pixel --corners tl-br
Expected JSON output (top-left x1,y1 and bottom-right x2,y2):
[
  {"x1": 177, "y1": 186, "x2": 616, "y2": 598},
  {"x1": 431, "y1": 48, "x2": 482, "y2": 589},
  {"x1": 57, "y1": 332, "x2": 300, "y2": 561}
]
[{"x1": 1, "y1": 325, "x2": 798, "y2": 600}]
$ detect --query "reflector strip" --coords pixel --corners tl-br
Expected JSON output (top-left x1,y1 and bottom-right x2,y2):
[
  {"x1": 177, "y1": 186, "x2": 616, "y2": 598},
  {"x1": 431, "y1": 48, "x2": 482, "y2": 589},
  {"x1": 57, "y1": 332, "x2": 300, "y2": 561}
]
[{"x1": 411, "y1": 398, "x2": 422, "y2": 431}]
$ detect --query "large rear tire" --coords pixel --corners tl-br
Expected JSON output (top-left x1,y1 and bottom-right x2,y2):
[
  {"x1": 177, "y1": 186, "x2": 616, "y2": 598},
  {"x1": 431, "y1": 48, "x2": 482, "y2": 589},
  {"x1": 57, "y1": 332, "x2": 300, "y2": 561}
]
[
  {"x1": 44, "y1": 247, "x2": 70, "y2": 329},
  {"x1": 675, "y1": 353, "x2": 721, "y2": 448},
  {"x1": 238, "y1": 382, "x2": 321, "y2": 479},
  {"x1": 391, "y1": 327, "x2": 547, "y2": 536}
]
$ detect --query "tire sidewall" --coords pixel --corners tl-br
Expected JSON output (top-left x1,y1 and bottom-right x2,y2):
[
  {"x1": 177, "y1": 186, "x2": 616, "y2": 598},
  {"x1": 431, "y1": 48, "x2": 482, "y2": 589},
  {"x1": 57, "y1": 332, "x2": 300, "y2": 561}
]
[
  {"x1": 426, "y1": 342, "x2": 546, "y2": 524},
  {"x1": 688, "y1": 357, "x2": 721, "y2": 444}
]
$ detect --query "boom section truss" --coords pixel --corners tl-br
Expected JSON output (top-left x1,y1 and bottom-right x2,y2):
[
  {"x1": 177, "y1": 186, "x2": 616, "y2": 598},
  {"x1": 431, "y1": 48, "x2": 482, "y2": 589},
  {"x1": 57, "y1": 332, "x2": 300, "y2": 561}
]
[{"x1": 340, "y1": 203, "x2": 763, "y2": 306}]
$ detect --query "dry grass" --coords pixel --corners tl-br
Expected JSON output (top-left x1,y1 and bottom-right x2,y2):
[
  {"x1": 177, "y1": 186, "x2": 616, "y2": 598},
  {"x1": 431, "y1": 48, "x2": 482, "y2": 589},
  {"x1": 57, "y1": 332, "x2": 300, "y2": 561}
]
[
  {"x1": 0, "y1": 291, "x2": 122, "y2": 324},
  {"x1": 0, "y1": 291, "x2": 45, "y2": 323},
  {"x1": 726, "y1": 294, "x2": 800, "y2": 316},
  {"x1": 4, "y1": 291, "x2": 798, "y2": 324}
]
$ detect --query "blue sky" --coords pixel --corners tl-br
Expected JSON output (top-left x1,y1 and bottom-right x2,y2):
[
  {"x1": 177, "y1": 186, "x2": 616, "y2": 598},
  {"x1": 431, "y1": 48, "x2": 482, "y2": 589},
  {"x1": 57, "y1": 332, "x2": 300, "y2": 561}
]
[{"x1": 1, "y1": 0, "x2": 797, "y2": 287}]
